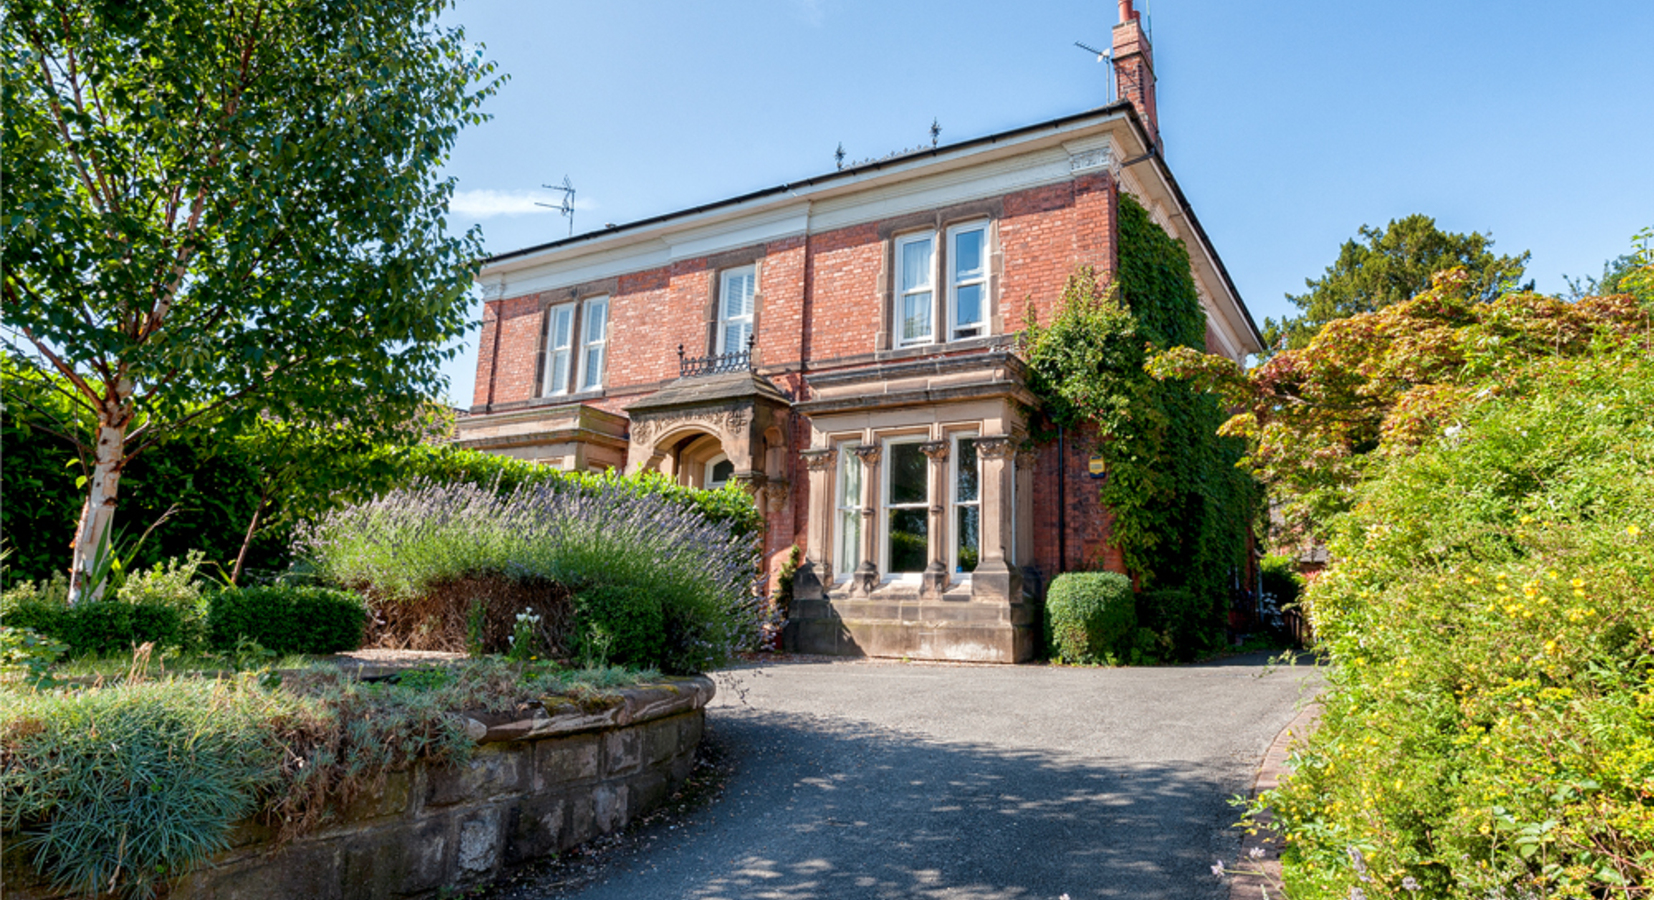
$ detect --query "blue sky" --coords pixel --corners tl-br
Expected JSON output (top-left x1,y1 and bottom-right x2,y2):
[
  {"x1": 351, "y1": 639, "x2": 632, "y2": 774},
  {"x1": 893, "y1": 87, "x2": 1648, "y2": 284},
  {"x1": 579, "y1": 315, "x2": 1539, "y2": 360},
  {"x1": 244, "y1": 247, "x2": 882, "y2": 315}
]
[{"x1": 435, "y1": 0, "x2": 1654, "y2": 405}]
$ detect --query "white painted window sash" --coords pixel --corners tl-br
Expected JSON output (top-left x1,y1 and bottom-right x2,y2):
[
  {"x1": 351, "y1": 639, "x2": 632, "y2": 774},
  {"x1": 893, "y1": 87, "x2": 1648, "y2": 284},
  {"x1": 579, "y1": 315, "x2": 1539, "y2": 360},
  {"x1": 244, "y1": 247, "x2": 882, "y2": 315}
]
[
  {"x1": 893, "y1": 232, "x2": 936, "y2": 347},
  {"x1": 834, "y1": 443, "x2": 862, "y2": 580},
  {"x1": 947, "y1": 222, "x2": 988, "y2": 341},
  {"x1": 542, "y1": 302, "x2": 576, "y2": 397},
  {"x1": 576, "y1": 296, "x2": 608, "y2": 392},
  {"x1": 950, "y1": 432, "x2": 982, "y2": 577},
  {"x1": 716, "y1": 266, "x2": 756, "y2": 356},
  {"x1": 880, "y1": 436, "x2": 929, "y2": 582}
]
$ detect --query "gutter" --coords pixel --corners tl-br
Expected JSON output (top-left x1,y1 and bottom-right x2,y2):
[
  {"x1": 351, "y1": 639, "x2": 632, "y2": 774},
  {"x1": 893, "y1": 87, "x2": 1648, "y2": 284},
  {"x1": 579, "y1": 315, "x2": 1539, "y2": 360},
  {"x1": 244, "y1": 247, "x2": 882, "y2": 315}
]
[{"x1": 484, "y1": 101, "x2": 1137, "y2": 267}]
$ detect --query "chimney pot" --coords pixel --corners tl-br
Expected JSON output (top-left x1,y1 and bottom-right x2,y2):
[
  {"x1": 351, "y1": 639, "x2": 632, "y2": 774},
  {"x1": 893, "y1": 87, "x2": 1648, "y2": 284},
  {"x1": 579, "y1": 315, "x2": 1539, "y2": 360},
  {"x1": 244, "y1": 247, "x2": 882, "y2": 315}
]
[{"x1": 1118, "y1": 0, "x2": 1133, "y2": 25}]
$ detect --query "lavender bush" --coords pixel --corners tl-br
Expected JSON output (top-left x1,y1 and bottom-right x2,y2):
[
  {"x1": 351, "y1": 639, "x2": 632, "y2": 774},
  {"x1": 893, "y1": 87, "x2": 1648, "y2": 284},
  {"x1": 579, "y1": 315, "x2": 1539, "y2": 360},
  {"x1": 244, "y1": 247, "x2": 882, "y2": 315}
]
[{"x1": 297, "y1": 478, "x2": 764, "y2": 673}]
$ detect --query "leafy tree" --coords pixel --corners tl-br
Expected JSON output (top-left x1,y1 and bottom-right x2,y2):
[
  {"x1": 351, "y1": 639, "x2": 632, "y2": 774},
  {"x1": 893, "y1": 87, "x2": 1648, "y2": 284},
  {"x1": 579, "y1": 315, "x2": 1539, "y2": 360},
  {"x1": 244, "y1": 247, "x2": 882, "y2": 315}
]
[
  {"x1": 1151, "y1": 269, "x2": 1651, "y2": 553},
  {"x1": 1261, "y1": 214, "x2": 1531, "y2": 352},
  {"x1": 1565, "y1": 225, "x2": 1654, "y2": 302},
  {"x1": 1, "y1": 0, "x2": 503, "y2": 599}
]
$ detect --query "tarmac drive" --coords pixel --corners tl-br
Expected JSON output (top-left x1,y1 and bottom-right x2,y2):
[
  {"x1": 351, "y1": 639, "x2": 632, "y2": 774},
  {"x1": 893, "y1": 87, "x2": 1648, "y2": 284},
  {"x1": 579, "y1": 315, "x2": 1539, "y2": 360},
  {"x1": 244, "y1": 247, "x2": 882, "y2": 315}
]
[{"x1": 547, "y1": 654, "x2": 1319, "y2": 900}]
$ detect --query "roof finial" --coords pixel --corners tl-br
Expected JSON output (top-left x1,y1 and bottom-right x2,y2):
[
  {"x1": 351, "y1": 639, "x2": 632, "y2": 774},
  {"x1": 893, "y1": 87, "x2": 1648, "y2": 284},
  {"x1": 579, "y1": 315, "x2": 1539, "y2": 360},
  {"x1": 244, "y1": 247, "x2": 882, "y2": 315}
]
[{"x1": 930, "y1": 118, "x2": 941, "y2": 147}]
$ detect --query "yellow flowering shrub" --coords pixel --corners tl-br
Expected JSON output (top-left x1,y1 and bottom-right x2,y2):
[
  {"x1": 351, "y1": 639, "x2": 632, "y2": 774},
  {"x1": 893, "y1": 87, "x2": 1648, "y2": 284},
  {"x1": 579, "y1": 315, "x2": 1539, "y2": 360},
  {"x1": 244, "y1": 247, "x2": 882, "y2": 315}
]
[{"x1": 1264, "y1": 351, "x2": 1654, "y2": 898}]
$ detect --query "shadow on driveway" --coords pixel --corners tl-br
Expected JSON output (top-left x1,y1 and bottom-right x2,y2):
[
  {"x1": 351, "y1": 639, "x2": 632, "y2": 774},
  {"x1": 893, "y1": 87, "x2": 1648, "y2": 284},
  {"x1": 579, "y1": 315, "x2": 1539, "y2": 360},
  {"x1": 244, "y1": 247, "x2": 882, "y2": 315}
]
[{"x1": 558, "y1": 708, "x2": 1235, "y2": 900}]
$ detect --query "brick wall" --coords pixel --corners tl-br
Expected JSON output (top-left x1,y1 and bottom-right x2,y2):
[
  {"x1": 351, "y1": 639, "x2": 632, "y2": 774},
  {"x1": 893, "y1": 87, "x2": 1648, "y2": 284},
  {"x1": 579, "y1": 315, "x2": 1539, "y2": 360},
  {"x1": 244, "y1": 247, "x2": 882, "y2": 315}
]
[
  {"x1": 473, "y1": 176, "x2": 1129, "y2": 586},
  {"x1": 802, "y1": 223, "x2": 882, "y2": 362},
  {"x1": 1029, "y1": 423, "x2": 1124, "y2": 581},
  {"x1": 1000, "y1": 173, "x2": 1117, "y2": 329},
  {"x1": 476, "y1": 178, "x2": 1119, "y2": 411}
]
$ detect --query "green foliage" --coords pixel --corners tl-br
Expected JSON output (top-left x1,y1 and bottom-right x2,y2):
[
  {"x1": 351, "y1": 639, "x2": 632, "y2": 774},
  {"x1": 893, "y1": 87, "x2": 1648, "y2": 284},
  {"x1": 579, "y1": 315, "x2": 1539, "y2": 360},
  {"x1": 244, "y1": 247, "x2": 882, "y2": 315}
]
[
  {"x1": 773, "y1": 544, "x2": 803, "y2": 619},
  {"x1": 1, "y1": 364, "x2": 275, "y2": 587},
  {"x1": 1258, "y1": 554, "x2": 1304, "y2": 608},
  {"x1": 207, "y1": 586, "x2": 366, "y2": 655},
  {"x1": 0, "y1": 626, "x2": 68, "y2": 689},
  {"x1": 1264, "y1": 351, "x2": 1654, "y2": 899},
  {"x1": 1262, "y1": 214, "x2": 1531, "y2": 352},
  {"x1": 4, "y1": 597, "x2": 196, "y2": 658},
  {"x1": 3, "y1": 363, "x2": 763, "y2": 589},
  {"x1": 0, "y1": 658, "x2": 670, "y2": 897},
  {"x1": 571, "y1": 584, "x2": 665, "y2": 670},
  {"x1": 116, "y1": 551, "x2": 208, "y2": 610},
  {"x1": 1, "y1": 679, "x2": 286, "y2": 899},
  {"x1": 1564, "y1": 227, "x2": 1654, "y2": 303},
  {"x1": 1044, "y1": 571, "x2": 1136, "y2": 664},
  {"x1": 1133, "y1": 588, "x2": 1211, "y2": 662},
  {"x1": 1117, "y1": 193, "x2": 1207, "y2": 349},
  {"x1": 1, "y1": 0, "x2": 503, "y2": 597},
  {"x1": 302, "y1": 479, "x2": 762, "y2": 674},
  {"x1": 1020, "y1": 195, "x2": 1259, "y2": 622},
  {"x1": 1151, "y1": 271, "x2": 1650, "y2": 554}
]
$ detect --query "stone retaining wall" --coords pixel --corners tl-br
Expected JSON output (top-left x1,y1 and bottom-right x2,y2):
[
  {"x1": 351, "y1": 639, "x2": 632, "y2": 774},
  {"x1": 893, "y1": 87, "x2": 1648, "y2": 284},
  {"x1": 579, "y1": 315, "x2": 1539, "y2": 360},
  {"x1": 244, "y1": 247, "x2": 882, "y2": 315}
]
[{"x1": 6, "y1": 676, "x2": 715, "y2": 900}]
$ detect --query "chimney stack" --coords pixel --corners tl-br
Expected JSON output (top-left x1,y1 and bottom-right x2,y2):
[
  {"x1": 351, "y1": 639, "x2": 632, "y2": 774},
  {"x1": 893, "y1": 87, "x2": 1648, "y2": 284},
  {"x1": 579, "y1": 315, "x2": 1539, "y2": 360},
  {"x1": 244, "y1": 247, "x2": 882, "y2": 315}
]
[{"x1": 1112, "y1": 0, "x2": 1159, "y2": 152}]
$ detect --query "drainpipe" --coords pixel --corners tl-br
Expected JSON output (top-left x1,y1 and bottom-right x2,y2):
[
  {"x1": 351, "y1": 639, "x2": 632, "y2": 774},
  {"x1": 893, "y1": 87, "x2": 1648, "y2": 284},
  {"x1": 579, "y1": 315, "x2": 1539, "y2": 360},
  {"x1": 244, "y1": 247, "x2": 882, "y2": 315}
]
[
  {"x1": 484, "y1": 299, "x2": 502, "y2": 413},
  {"x1": 1057, "y1": 424, "x2": 1067, "y2": 573}
]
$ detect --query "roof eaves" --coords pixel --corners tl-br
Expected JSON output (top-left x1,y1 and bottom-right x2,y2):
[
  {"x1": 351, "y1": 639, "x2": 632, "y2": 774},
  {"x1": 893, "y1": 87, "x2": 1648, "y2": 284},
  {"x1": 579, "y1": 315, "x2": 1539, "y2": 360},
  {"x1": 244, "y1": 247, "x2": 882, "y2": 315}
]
[{"x1": 483, "y1": 101, "x2": 1136, "y2": 266}]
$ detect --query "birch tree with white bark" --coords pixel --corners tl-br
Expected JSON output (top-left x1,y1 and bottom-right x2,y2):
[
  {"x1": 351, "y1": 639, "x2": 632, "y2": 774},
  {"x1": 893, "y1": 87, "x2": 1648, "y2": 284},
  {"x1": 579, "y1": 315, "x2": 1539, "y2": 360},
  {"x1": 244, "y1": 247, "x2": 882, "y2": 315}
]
[{"x1": 2, "y1": 0, "x2": 500, "y2": 601}]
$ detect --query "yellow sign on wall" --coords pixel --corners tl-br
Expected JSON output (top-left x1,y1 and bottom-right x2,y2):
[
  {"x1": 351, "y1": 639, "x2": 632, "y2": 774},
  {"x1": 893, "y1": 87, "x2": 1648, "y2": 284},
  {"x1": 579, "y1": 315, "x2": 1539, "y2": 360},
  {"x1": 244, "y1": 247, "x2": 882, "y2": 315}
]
[{"x1": 1088, "y1": 454, "x2": 1107, "y2": 478}]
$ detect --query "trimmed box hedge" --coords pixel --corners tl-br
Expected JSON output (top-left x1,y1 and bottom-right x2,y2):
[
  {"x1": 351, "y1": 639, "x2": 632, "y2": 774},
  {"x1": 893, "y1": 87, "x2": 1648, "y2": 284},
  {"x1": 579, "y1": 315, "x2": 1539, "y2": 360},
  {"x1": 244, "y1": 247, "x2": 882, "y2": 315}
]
[{"x1": 207, "y1": 585, "x2": 366, "y2": 655}]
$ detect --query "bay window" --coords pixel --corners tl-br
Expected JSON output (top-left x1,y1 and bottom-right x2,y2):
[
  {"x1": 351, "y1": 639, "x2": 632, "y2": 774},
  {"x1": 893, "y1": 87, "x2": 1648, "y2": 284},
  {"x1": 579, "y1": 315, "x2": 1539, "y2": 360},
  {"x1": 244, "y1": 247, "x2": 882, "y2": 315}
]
[
  {"x1": 835, "y1": 444, "x2": 862, "y2": 579},
  {"x1": 884, "y1": 439, "x2": 929, "y2": 576},
  {"x1": 952, "y1": 435, "x2": 981, "y2": 574}
]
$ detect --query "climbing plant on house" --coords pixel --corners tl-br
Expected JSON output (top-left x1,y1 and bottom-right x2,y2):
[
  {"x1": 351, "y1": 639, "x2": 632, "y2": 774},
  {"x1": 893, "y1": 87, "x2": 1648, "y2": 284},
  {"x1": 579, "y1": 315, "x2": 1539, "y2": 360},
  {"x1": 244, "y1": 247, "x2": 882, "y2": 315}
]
[{"x1": 1020, "y1": 194, "x2": 1258, "y2": 654}]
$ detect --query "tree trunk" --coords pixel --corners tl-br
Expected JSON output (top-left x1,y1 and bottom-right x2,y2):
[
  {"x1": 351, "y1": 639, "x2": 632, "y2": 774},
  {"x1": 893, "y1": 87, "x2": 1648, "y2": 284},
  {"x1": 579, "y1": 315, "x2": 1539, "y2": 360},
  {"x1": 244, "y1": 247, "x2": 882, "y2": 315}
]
[
  {"x1": 231, "y1": 491, "x2": 268, "y2": 587},
  {"x1": 68, "y1": 392, "x2": 132, "y2": 604}
]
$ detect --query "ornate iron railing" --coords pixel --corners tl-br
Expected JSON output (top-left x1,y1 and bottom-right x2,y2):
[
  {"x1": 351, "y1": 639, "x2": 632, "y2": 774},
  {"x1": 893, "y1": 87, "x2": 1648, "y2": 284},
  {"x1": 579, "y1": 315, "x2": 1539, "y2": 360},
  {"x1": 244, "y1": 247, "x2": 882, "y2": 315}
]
[{"x1": 678, "y1": 334, "x2": 756, "y2": 377}]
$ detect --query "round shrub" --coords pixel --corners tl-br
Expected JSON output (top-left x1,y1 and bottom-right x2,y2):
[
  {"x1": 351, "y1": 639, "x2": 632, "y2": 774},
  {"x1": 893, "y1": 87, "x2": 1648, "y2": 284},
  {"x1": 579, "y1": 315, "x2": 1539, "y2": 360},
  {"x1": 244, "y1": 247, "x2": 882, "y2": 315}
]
[
  {"x1": 208, "y1": 586, "x2": 366, "y2": 655},
  {"x1": 1045, "y1": 571, "x2": 1136, "y2": 664}
]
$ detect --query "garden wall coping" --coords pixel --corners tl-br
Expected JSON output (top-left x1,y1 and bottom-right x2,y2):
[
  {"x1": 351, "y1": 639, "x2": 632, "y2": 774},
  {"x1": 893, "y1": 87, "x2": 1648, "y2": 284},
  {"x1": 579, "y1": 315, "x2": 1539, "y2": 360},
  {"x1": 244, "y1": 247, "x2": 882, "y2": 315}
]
[{"x1": 6, "y1": 676, "x2": 716, "y2": 900}]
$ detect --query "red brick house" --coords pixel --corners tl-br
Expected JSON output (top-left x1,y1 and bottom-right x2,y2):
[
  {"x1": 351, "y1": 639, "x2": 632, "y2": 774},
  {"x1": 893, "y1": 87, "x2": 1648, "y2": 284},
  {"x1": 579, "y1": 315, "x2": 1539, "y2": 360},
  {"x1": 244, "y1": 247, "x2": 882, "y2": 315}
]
[{"x1": 458, "y1": 2, "x2": 1262, "y2": 662}]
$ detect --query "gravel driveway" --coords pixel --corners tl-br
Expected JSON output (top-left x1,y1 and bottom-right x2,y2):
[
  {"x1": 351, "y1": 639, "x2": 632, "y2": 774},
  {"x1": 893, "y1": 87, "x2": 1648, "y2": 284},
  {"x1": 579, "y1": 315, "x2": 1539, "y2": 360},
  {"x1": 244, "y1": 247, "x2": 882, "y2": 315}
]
[{"x1": 541, "y1": 653, "x2": 1319, "y2": 900}]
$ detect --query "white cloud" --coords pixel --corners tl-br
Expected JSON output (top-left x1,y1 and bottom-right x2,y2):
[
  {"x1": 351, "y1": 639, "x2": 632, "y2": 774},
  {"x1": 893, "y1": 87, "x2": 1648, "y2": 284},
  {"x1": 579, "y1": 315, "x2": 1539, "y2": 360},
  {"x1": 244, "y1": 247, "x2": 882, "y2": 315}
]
[{"x1": 449, "y1": 189, "x2": 598, "y2": 219}]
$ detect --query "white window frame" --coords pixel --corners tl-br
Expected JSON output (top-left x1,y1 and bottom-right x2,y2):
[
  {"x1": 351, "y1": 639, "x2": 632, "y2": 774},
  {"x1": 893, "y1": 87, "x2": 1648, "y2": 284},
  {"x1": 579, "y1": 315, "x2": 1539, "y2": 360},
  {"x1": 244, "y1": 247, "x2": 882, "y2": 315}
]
[
  {"x1": 949, "y1": 432, "x2": 982, "y2": 578},
  {"x1": 541, "y1": 302, "x2": 576, "y2": 397},
  {"x1": 946, "y1": 221, "x2": 989, "y2": 341},
  {"x1": 893, "y1": 232, "x2": 937, "y2": 347},
  {"x1": 704, "y1": 453, "x2": 734, "y2": 490},
  {"x1": 834, "y1": 442, "x2": 862, "y2": 581},
  {"x1": 880, "y1": 436, "x2": 930, "y2": 582},
  {"x1": 716, "y1": 266, "x2": 757, "y2": 356},
  {"x1": 575, "y1": 295, "x2": 609, "y2": 392}
]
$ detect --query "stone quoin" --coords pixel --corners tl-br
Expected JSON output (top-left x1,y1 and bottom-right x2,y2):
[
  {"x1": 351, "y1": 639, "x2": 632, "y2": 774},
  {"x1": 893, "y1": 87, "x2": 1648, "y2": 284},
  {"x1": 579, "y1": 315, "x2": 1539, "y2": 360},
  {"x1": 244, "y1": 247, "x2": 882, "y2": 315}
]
[{"x1": 458, "y1": 1, "x2": 1263, "y2": 663}]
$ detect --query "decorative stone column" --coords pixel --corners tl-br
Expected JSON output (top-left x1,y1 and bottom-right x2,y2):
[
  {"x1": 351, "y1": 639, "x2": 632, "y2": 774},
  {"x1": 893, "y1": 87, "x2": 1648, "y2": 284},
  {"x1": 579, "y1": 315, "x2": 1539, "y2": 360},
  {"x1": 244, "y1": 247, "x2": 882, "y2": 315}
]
[
  {"x1": 849, "y1": 444, "x2": 883, "y2": 597},
  {"x1": 971, "y1": 436, "x2": 1022, "y2": 601},
  {"x1": 794, "y1": 448, "x2": 837, "y2": 602},
  {"x1": 1015, "y1": 447, "x2": 1039, "y2": 593},
  {"x1": 918, "y1": 440, "x2": 951, "y2": 599}
]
